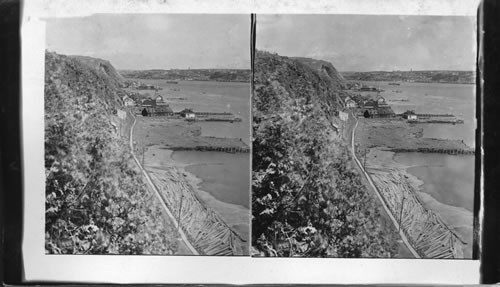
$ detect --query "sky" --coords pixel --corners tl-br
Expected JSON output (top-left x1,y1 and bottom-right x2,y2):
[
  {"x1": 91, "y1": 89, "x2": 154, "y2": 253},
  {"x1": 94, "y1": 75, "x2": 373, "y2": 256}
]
[
  {"x1": 257, "y1": 15, "x2": 476, "y2": 72},
  {"x1": 46, "y1": 14, "x2": 251, "y2": 70}
]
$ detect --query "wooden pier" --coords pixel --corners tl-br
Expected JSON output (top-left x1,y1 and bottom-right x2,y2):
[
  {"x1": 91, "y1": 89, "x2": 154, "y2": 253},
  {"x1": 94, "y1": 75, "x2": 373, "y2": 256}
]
[
  {"x1": 416, "y1": 113, "x2": 455, "y2": 118},
  {"x1": 169, "y1": 145, "x2": 250, "y2": 153},
  {"x1": 390, "y1": 147, "x2": 475, "y2": 155}
]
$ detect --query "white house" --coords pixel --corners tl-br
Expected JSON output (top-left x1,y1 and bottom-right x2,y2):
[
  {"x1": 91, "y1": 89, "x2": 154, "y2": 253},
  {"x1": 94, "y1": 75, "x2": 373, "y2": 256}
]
[
  {"x1": 185, "y1": 112, "x2": 196, "y2": 121},
  {"x1": 346, "y1": 99, "x2": 357, "y2": 108},
  {"x1": 402, "y1": 110, "x2": 418, "y2": 120},
  {"x1": 375, "y1": 95, "x2": 387, "y2": 106},
  {"x1": 155, "y1": 95, "x2": 167, "y2": 105},
  {"x1": 122, "y1": 95, "x2": 136, "y2": 107},
  {"x1": 338, "y1": 111, "x2": 348, "y2": 121}
]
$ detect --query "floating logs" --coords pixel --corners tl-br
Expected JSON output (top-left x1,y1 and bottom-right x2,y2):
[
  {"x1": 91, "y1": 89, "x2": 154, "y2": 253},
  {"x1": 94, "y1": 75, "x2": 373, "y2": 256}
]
[
  {"x1": 147, "y1": 167, "x2": 246, "y2": 256},
  {"x1": 367, "y1": 167, "x2": 466, "y2": 259}
]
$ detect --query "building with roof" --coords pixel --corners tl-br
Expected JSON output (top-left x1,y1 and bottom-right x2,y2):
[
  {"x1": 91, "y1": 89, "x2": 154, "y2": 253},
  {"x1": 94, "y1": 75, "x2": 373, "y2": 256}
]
[
  {"x1": 123, "y1": 96, "x2": 136, "y2": 107},
  {"x1": 402, "y1": 110, "x2": 418, "y2": 120},
  {"x1": 141, "y1": 105, "x2": 174, "y2": 117}
]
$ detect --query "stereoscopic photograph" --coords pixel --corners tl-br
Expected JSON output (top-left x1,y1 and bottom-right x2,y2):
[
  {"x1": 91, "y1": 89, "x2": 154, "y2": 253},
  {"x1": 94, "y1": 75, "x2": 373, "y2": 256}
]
[
  {"x1": 44, "y1": 14, "x2": 251, "y2": 255},
  {"x1": 252, "y1": 14, "x2": 476, "y2": 258}
]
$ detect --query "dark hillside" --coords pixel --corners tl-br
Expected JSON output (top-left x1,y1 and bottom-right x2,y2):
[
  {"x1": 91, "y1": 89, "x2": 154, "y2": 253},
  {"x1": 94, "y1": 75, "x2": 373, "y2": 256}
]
[
  {"x1": 70, "y1": 55, "x2": 125, "y2": 86},
  {"x1": 252, "y1": 50, "x2": 398, "y2": 257},
  {"x1": 292, "y1": 56, "x2": 346, "y2": 89},
  {"x1": 44, "y1": 51, "x2": 178, "y2": 255}
]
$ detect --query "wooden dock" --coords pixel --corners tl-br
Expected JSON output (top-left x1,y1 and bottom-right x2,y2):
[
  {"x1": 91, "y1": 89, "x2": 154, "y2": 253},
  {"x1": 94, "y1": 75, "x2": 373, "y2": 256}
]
[
  {"x1": 169, "y1": 145, "x2": 250, "y2": 153},
  {"x1": 415, "y1": 113, "x2": 455, "y2": 118},
  {"x1": 147, "y1": 167, "x2": 246, "y2": 255},
  {"x1": 390, "y1": 147, "x2": 475, "y2": 155}
]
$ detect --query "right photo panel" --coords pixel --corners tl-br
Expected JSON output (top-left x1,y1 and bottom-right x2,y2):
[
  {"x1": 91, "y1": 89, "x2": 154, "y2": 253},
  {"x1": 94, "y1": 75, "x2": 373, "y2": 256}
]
[{"x1": 251, "y1": 14, "x2": 476, "y2": 259}]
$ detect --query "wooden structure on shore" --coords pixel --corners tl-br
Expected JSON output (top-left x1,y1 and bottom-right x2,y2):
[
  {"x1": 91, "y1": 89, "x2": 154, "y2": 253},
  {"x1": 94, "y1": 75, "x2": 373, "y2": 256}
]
[
  {"x1": 147, "y1": 167, "x2": 247, "y2": 255},
  {"x1": 390, "y1": 147, "x2": 475, "y2": 156},
  {"x1": 169, "y1": 145, "x2": 250, "y2": 153}
]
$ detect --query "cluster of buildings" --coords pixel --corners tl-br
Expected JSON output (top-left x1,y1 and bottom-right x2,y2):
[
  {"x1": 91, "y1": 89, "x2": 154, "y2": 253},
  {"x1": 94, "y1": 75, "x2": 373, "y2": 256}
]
[
  {"x1": 344, "y1": 82, "x2": 384, "y2": 92},
  {"x1": 121, "y1": 94, "x2": 174, "y2": 117},
  {"x1": 342, "y1": 94, "x2": 396, "y2": 119},
  {"x1": 123, "y1": 80, "x2": 162, "y2": 90}
]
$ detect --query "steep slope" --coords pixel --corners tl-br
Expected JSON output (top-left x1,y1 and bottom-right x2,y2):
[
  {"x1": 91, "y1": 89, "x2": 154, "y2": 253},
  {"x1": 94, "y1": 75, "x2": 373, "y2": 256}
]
[
  {"x1": 44, "y1": 51, "x2": 178, "y2": 255},
  {"x1": 70, "y1": 55, "x2": 125, "y2": 86},
  {"x1": 292, "y1": 56, "x2": 346, "y2": 89},
  {"x1": 252, "y1": 50, "x2": 398, "y2": 257}
]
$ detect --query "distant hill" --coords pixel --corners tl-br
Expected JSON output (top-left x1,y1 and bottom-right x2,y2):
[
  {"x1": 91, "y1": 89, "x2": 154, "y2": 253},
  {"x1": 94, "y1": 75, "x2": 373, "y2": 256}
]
[
  {"x1": 252, "y1": 50, "x2": 398, "y2": 257},
  {"x1": 342, "y1": 70, "x2": 475, "y2": 84},
  {"x1": 120, "y1": 68, "x2": 251, "y2": 82}
]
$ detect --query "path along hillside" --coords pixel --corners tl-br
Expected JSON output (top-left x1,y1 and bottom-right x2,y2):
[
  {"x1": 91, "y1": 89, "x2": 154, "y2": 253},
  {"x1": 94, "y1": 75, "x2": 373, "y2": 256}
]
[
  {"x1": 44, "y1": 51, "x2": 180, "y2": 255},
  {"x1": 252, "y1": 50, "x2": 400, "y2": 257}
]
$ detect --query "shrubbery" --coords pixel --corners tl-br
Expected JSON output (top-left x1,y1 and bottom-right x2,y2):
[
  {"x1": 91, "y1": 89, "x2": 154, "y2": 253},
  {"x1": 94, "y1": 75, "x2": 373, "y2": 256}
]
[
  {"x1": 252, "y1": 51, "x2": 398, "y2": 257},
  {"x1": 44, "y1": 52, "x2": 178, "y2": 254}
]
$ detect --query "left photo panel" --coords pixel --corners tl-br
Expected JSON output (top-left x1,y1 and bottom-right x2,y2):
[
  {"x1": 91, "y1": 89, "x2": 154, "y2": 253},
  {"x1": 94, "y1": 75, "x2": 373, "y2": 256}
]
[{"x1": 44, "y1": 14, "x2": 251, "y2": 256}]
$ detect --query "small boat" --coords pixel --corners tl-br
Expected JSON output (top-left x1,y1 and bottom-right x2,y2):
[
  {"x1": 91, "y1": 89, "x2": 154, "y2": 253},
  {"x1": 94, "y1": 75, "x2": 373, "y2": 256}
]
[
  {"x1": 388, "y1": 82, "x2": 400, "y2": 86},
  {"x1": 166, "y1": 80, "x2": 179, "y2": 84}
]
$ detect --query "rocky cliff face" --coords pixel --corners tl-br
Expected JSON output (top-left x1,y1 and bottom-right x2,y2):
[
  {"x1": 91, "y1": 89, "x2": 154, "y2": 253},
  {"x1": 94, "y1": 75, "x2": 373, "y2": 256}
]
[
  {"x1": 253, "y1": 51, "x2": 343, "y2": 123},
  {"x1": 292, "y1": 56, "x2": 346, "y2": 90},
  {"x1": 252, "y1": 50, "x2": 397, "y2": 257},
  {"x1": 70, "y1": 55, "x2": 125, "y2": 86},
  {"x1": 45, "y1": 52, "x2": 125, "y2": 114}
]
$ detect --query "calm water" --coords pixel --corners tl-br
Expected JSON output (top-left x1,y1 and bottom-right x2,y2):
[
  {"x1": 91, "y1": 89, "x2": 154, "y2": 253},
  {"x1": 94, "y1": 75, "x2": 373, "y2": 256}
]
[
  {"x1": 171, "y1": 151, "x2": 250, "y2": 209},
  {"x1": 394, "y1": 153, "x2": 475, "y2": 212},
  {"x1": 132, "y1": 79, "x2": 251, "y2": 208},
  {"x1": 359, "y1": 81, "x2": 476, "y2": 147},
  {"x1": 131, "y1": 79, "x2": 251, "y2": 145},
  {"x1": 358, "y1": 81, "x2": 476, "y2": 213}
]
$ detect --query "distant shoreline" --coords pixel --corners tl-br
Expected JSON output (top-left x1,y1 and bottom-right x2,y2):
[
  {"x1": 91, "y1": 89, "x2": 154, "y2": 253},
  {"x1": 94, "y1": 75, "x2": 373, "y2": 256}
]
[
  {"x1": 346, "y1": 79, "x2": 475, "y2": 85},
  {"x1": 124, "y1": 78, "x2": 250, "y2": 84}
]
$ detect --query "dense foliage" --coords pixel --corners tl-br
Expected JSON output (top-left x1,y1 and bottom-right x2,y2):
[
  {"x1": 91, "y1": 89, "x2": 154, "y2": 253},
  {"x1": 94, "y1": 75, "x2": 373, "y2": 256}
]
[
  {"x1": 44, "y1": 52, "x2": 178, "y2": 254},
  {"x1": 252, "y1": 51, "x2": 398, "y2": 257}
]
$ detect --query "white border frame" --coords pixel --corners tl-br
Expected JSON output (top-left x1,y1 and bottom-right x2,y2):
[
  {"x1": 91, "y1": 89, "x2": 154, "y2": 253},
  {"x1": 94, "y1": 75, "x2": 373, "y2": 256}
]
[{"x1": 22, "y1": 0, "x2": 481, "y2": 284}]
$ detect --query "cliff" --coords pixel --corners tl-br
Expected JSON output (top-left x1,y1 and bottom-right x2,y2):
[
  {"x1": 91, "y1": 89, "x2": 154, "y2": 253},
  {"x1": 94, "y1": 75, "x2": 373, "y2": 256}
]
[
  {"x1": 44, "y1": 52, "x2": 178, "y2": 255},
  {"x1": 70, "y1": 55, "x2": 125, "y2": 86},
  {"x1": 252, "y1": 50, "x2": 398, "y2": 257},
  {"x1": 292, "y1": 56, "x2": 346, "y2": 89}
]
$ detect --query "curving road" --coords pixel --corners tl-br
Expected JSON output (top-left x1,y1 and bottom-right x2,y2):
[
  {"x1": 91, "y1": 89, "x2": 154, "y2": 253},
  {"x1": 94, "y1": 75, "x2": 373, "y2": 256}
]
[
  {"x1": 128, "y1": 112, "x2": 199, "y2": 255},
  {"x1": 349, "y1": 113, "x2": 421, "y2": 258}
]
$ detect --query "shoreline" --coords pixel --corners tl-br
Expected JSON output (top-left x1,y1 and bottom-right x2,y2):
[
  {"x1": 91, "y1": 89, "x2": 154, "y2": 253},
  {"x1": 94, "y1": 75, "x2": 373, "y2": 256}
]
[
  {"x1": 144, "y1": 145, "x2": 250, "y2": 244},
  {"x1": 366, "y1": 148, "x2": 473, "y2": 258}
]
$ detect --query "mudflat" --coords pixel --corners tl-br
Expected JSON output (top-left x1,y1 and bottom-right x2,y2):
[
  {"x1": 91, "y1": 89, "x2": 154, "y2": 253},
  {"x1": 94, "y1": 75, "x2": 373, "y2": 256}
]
[
  {"x1": 133, "y1": 117, "x2": 249, "y2": 151},
  {"x1": 356, "y1": 118, "x2": 471, "y2": 151}
]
